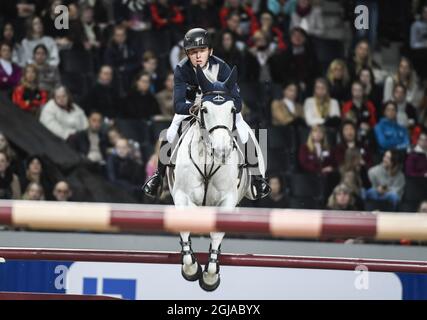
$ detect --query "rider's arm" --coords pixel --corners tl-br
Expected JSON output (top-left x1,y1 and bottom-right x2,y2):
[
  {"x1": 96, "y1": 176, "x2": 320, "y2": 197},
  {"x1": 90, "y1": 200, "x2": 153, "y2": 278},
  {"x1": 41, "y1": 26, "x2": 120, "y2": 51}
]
[{"x1": 173, "y1": 65, "x2": 193, "y2": 115}]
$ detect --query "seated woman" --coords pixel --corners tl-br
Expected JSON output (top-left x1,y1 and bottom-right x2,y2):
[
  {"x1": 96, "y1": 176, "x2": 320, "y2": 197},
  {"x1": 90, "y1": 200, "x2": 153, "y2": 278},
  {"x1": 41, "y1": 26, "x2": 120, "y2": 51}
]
[
  {"x1": 12, "y1": 64, "x2": 48, "y2": 117},
  {"x1": 405, "y1": 130, "x2": 427, "y2": 177},
  {"x1": 383, "y1": 57, "x2": 422, "y2": 107},
  {"x1": 366, "y1": 149, "x2": 405, "y2": 210},
  {"x1": 391, "y1": 83, "x2": 418, "y2": 130},
  {"x1": 123, "y1": 72, "x2": 160, "y2": 119},
  {"x1": 40, "y1": 85, "x2": 88, "y2": 140},
  {"x1": 303, "y1": 78, "x2": 341, "y2": 127},
  {"x1": 326, "y1": 59, "x2": 351, "y2": 105},
  {"x1": 19, "y1": 16, "x2": 60, "y2": 67},
  {"x1": 155, "y1": 72, "x2": 175, "y2": 121},
  {"x1": 256, "y1": 174, "x2": 289, "y2": 208},
  {"x1": 298, "y1": 125, "x2": 335, "y2": 174},
  {"x1": 22, "y1": 181, "x2": 45, "y2": 200},
  {"x1": 271, "y1": 82, "x2": 305, "y2": 126},
  {"x1": 19, "y1": 155, "x2": 53, "y2": 199},
  {"x1": 332, "y1": 120, "x2": 373, "y2": 167},
  {"x1": 339, "y1": 148, "x2": 371, "y2": 202},
  {"x1": 0, "y1": 132, "x2": 19, "y2": 174},
  {"x1": 0, "y1": 42, "x2": 21, "y2": 96},
  {"x1": 374, "y1": 101, "x2": 410, "y2": 154},
  {"x1": 0, "y1": 151, "x2": 21, "y2": 199},
  {"x1": 357, "y1": 67, "x2": 382, "y2": 109},
  {"x1": 32, "y1": 44, "x2": 61, "y2": 96},
  {"x1": 326, "y1": 183, "x2": 359, "y2": 211}
]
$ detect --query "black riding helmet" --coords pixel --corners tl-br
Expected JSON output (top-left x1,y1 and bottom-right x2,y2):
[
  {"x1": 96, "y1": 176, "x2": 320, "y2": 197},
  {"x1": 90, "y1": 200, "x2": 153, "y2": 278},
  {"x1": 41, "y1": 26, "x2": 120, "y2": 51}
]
[{"x1": 183, "y1": 28, "x2": 212, "y2": 52}]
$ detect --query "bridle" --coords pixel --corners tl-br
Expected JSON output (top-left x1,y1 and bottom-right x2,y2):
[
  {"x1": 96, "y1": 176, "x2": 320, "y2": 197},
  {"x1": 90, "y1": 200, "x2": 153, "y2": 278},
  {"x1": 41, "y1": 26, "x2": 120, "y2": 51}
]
[{"x1": 188, "y1": 90, "x2": 243, "y2": 205}]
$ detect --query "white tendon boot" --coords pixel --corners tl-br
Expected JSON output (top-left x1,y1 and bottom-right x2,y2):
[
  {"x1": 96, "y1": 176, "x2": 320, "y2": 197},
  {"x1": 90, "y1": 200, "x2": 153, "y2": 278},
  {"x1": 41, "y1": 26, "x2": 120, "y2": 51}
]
[
  {"x1": 199, "y1": 232, "x2": 224, "y2": 292},
  {"x1": 180, "y1": 232, "x2": 202, "y2": 282}
]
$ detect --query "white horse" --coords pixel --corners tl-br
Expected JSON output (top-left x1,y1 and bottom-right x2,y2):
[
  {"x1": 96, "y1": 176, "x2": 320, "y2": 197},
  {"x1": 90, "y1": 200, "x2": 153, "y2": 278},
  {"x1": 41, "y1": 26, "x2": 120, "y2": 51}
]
[{"x1": 166, "y1": 66, "x2": 252, "y2": 291}]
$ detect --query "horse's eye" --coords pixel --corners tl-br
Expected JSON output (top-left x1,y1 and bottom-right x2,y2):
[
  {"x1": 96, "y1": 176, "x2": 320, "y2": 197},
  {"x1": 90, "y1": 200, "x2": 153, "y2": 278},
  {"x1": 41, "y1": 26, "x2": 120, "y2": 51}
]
[
  {"x1": 202, "y1": 108, "x2": 208, "y2": 114},
  {"x1": 231, "y1": 107, "x2": 236, "y2": 113}
]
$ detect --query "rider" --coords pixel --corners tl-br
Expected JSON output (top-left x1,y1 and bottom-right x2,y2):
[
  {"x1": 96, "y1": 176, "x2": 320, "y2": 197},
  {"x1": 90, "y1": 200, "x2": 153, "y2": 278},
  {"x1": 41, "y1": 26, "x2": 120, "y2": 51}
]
[{"x1": 143, "y1": 28, "x2": 270, "y2": 199}]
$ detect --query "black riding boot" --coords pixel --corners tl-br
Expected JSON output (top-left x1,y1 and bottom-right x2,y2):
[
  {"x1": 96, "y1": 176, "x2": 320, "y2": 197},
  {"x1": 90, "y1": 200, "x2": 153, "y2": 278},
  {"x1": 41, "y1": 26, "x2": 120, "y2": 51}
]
[
  {"x1": 243, "y1": 142, "x2": 271, "y2": 199},
  {"x1": 142, "y1": 140, "x2": 168, "y2": 198}
]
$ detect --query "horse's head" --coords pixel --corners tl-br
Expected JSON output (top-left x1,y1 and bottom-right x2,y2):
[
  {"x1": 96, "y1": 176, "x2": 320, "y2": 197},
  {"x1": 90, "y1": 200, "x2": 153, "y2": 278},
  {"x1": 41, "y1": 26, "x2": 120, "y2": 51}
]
[{"x1": 196, "y1": 65, "x2": 238, "y2": 163}]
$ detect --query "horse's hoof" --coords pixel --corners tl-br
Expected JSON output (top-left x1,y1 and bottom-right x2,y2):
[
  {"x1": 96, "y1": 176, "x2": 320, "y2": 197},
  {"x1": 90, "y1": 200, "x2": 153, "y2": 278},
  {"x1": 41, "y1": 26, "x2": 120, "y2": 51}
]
[
  {"x1": 181, "y1": 263, "x2": 202, "y2": 282},
  {"x1": 199, "y1": 273, "x2": 221, "y2": 292}
]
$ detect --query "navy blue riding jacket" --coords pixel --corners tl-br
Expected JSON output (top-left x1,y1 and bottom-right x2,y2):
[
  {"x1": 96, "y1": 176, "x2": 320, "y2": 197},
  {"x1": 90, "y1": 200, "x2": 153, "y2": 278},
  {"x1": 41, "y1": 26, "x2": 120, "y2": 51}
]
[{"x1": 173, "y1": 55, "x2": 242, "y2": 115}]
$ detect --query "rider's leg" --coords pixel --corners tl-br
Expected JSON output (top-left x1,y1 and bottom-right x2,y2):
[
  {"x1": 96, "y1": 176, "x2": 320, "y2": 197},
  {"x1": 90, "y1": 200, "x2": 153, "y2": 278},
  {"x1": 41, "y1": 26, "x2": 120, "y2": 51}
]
[
  {"x1": 143, "y1": 114, "x2": 187, "y2": 197},
  {"x1": 235, "y1": 113, "x2": 271, "y2": 199}
]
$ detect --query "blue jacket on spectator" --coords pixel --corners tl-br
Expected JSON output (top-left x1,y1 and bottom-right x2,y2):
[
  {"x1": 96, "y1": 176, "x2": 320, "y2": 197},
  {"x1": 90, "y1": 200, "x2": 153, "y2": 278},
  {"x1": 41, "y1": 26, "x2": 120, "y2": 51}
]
[
  {"x1": 173, "y1": 55, "x2": 242, "y2": 115},
  {"x1": 374, "y1": 118, "x2": 410, "y2": 153}
]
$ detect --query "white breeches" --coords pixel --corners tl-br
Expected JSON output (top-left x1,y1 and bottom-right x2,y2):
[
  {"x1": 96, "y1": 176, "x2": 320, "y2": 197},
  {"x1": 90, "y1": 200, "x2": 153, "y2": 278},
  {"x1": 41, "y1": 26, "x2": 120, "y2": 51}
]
[{"x1": 166, "y1": 112, "x2": 249, "y2": 144}]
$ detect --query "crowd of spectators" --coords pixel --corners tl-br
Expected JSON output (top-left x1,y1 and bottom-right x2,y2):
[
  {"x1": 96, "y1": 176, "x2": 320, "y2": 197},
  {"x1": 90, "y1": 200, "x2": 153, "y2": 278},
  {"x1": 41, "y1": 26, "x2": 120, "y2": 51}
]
[{"x1": 0, "y1": 0, "x2": 427, "y2": 214}]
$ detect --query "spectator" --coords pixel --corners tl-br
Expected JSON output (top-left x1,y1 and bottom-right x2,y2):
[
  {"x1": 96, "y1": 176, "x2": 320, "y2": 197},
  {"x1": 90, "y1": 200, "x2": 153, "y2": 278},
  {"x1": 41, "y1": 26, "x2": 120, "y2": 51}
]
[
  {"x1": 42, "y1": 0, "x2": 69, "y2": 40},
  {"x1": 0, "y1": 42, "x2": 21, "y2": 95},
  {"x1": 20, "y1": 16, "x2": 59, "y2": 67},
  {"x1": 32, "y1": 44, "x2": 60, "y2": 95},
  {"x1": 347, "y1": 40, "x2": 379, "y2": 81},
  {"x1": 219, "y1": 0, "x2": 259, "y2": 38},
  {"x1": 405, "y1": 130, "x2": 427, "y2": 177},
  {"x1": 383, "y1": 57, "x2": 422, "y2": 106},
  {"x1": 418, "y1": 200, "x2": 427, "y2": 213},
  {"x1": 326, "y1": 183, "x2": 358, "y2": 211},
  {"x1": 107, "y1": 138, "x2": 145, "y2": 194},
  {"x1": 247, "y1": 30, "x2": 276, "y2": 82},
  {"x1": 123, "y1": 72, "x2": 160, "y2": 119},
  {"x1": 22, "y1": 181, "x2": 44, "y2": 200},
  {"x1": 0, "y1": 132, "x2": 18, "y2": 173},
  {"x1": 410, "y1": 5, "x2": 427, "y2": 80},
  {"x1": 366, "y1": 149, "x2": 405, "y2": 209},
  {"x1": 150, "y1": 0, "x2": 184, "y2": 31},
  {"x1": 271, "y1": 82, "x2": 304, "y2": 126},
  {"x1": 187, "y1": 0, "x2": 220, "y2": 32},
  {"x1": 326, "y1": 59, "x2": 351, "y2": 105},
  {"x1": 339, "y1": 148, "x2": 371, "y2": 200},
  {"x1": 374, "y1": 101, "x2": 410, "y2": 153},
  {"x1": 52, "y1": 180, "x2": 73, "y2": 201},
  {"x1": 333, "y1": 120, "x2": 373, "y2": 168},
  {"x1": 357, "y1": 67, "x2": 383, "y2": 113},
  {"x1": 269, "y1": 27, "x2": 318, "y2": 96},
  {"x1": 155, "y1": 72, "x2": 175, "y2": 120},
  {"x1": 169, "y1": 40, "x2": 186, "y2": 70},
  {"x1": 67, "y1": 111, "x2": 108, "y2": 168},
  {"x1": 40, "y1": 85, "x2": 89, "y2": 140},
  {"x1": 223, "y1": 12, "x2": 246, "y2": 50},
  {"x1": 256, "y1": 174, "x2": 289, "y2": 208},
  {"x1": 80, "y1": 5, "x2": 102, "y2": 52},
  {"x1": 135, "y1": 51, "x2": 163, "y2": 94},
  {"x1": 0, "y1": 151, "x2": 21, "y2": 199},
  {"x1": 0, "y1": 22, "x2": 21, "y2": 64},
  {"x1": 12, "y1": 64, "x2": 48, "y2": 116},
  {"x1": 214, "y1": 31, "x2": 244, "y2": 76},
  {"x1": 303, "y1": 78, "x2": 341, "y2": 127},
  {"x1": 391, "y1": 83, "x2": 418, "y2": 129},
  {"x1": 82, "y1": 65, "x2": 120, "y2": 119},
  {"x1": 254, "y1": 11, "x2": 286, "y2": 52},
  {"x1": 289, "y1": 0, "x2": 324, "y2": 38},
  {"x1": 298, "y1": 125, "x2": 334, "y2": 174},
  {"x1": 19, "y1": 155, "x2": 52, "y2": 199},
  {"x1": 267, "y1": 0, "x2": 297, "y2": 35},
  {"x1": 106, "y1": 126, "x2": 124, "y2": 156},
  {"x1": 342, "y1": 81, "x2": 377, "y2": 129},
  {"x1": 103, "y1": 25, "x2": 139, "y2": 97}
]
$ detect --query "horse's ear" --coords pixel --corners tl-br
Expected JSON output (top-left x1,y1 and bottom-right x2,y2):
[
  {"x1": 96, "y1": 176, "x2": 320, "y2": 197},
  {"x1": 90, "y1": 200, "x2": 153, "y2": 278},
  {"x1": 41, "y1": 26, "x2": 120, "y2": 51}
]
[
  {"x1": 224, "y1": 66, "x2": 238, "y2": 92},
  {"x1": 196, "y1": 65, "x2": 212, "y2": 93}
]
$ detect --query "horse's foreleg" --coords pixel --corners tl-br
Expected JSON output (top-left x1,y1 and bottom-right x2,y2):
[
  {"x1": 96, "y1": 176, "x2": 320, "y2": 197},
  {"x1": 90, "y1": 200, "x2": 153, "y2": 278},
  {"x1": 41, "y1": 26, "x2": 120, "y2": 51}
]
[{"x1": 174, "y1": 190, "x2": 202, "y2": 282}]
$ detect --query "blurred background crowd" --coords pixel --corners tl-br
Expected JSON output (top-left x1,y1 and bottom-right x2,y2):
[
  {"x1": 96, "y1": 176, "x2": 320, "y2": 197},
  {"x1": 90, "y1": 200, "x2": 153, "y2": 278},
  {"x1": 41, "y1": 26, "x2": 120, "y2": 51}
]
[{"x1": 1, "y1": 0, "x2": 427, "y2": 218}]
